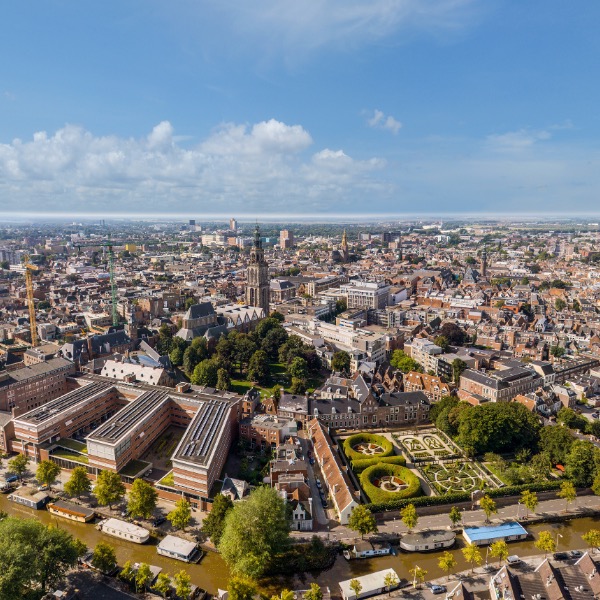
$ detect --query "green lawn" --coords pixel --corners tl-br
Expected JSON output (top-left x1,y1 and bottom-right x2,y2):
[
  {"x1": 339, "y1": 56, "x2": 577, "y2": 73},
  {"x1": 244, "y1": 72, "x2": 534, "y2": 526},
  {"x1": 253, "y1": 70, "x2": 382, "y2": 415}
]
[
  {"x1": 230, "y1": 362, "x2": 325, "y2": 397},
  {"x1": 120, "y1": 459, "x2": 150, "y2": 477},
  {"x1": 56, "y1": 438, "x2": 88, "y2": 454},
  {"x1": 157, "y1": 471, "x2": 175, "y2": 488},
  {"x1": 483, "y1": 461, "x2": 512, "y2": 485},
  {"x1": 51, "y1": 449, "x2": 89, "y2": 464}
]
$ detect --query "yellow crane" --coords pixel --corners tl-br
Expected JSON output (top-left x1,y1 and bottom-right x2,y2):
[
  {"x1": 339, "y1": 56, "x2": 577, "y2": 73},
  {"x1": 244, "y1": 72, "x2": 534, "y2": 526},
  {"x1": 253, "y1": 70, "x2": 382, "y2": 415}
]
[{"x1": 22, "y1": 254, "x2": 39, "y2": 347}]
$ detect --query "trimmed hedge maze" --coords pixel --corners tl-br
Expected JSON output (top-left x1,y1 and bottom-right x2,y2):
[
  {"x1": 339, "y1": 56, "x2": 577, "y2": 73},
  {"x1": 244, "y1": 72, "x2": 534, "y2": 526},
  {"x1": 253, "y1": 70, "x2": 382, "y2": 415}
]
[
  {"x1": 359, "y1": 464, "x2": 422, "y2": 504},
  {"x1": 342, "y1": 433, "x2": 394, "y2": 462},
  {"x1": 351, "y1": 455, "x2": 406, "y2": 473}
]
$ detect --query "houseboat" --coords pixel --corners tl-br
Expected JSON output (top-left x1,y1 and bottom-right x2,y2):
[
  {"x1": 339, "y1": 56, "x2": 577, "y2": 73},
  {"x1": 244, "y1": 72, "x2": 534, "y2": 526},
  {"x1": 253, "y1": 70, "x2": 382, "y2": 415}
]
[
  {"x1": 343, "y1": 541, "x2": 393, "y2": 560},
  {"x1": 0, "y1": 481, "x2": 15, "y2": 494},
  {"x1": 97, "y1": 518, "x2": 150, "y2": 544},
  {"x1": 339, "y1": 568, "x2": 400, "y2": 600},
  {"x1": 463, "y1": 522, "x2": 528, "y2": 546},
  {"x1": 400, "y1": 529, "x2": 456, "y2": 552},
  {"x1": 157, "y1": 535, "x2": 202, "y2": 563},
  {"x1": 47, "y1": 500, "x2": 95, "y2": 523},
  {"x1": 8, "y1": 487, "x2": 50, "y2": 509}
]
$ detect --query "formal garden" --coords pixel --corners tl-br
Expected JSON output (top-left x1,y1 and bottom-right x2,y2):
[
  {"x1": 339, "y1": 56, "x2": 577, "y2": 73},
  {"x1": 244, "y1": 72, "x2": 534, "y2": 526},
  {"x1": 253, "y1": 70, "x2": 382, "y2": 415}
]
[
  {"x1": 394, "y1": 430, "x2": 463, "y2": 461},
  {"x1": 418, "y1": 460, "x2": 503, "y2": 494}
]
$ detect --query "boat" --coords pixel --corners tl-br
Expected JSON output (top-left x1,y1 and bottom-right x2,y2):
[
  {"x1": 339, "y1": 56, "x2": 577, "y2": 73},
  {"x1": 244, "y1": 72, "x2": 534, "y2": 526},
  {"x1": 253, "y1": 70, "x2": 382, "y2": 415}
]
[
  {"x1": 47, "y1": 500, "x2": 95, "y2": 523},
  {"x1": 157, "y1": 534, "x2": 203, "y2": 563},
  {"x1": 97, "y1": 518, "x2": 150, "y2": 544},
  {"x1": 343, "y1": 541, "x2": 393, "y2": 560},
  {"x1": 400, "y1": 529, "x2": 456, "y2": 552}
]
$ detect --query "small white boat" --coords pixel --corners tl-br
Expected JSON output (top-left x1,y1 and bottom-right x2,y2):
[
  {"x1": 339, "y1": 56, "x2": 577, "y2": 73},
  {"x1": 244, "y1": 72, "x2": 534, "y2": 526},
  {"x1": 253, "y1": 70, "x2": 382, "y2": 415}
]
[{"x1": 97, "y1": 518, "x2": 150, "y2": 544}]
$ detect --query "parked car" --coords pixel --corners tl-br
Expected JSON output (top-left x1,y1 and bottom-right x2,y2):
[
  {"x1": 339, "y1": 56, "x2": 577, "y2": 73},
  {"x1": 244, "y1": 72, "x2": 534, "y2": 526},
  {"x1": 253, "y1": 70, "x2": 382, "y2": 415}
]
[
  {"x1": 569, "y1": 550, "x2": 583, "y2": 559},
  {"x1": 553, "y1": 552, "x2": 569, "y2": 561},
  {"x1": 428, "y1": 584, "x2": 446, "y2": 595},
  {"x1": 309, "y1": 458, "x2": 315, "y2": 466},
  {"x1": 37, "y1": 484, "x2": 49, "y2": 491},
  {"x1": 4, "y1": 474, "x2": 18, "y2": 483},
  {"x1": 592, "y1": 413, "x2": 599, "y2": 419},
  {"x1": 316, "y1": 478, "x2": 322, "y2": 488},
  {"x1": 321, "y1": 499, "x2": 328, "y2": 508},
  {"x1": 507, "y1": 555, "x2": 522, "y2": 566},
  {"x1": 152, "y1": 516, "x2": 166, "y2": 527}
]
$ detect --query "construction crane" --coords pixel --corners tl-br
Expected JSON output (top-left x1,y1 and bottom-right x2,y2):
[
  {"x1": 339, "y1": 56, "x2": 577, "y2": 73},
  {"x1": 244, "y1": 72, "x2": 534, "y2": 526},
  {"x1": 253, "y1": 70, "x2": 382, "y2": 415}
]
[
  {"x1": 22, "y1": 254, "x2": 39, "y2": 347},
  {"x1": 75, "y1": 235, "x2": 121, "y2": 327}
]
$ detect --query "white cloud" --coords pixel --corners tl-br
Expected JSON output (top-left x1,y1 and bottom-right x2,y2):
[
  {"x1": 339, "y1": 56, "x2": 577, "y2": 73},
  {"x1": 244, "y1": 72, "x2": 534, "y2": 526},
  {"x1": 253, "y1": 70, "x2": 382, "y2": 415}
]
[
  {"x1": 367, "y1": 109, "x2": 402, "y2": 134},
  {"x1": 0, "y1": 120, "x2": 384, "y2": 214},
  {"x1": 486, "y1": 128, "x2": 551, "y2": 153}
]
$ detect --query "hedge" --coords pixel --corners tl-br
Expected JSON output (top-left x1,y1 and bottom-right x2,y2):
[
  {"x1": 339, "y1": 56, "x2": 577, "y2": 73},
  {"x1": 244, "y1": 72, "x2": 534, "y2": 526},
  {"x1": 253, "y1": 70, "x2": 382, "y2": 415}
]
[
  {"x1": 359, "y1": 463, "x2": 422, "y2": 504},
  {"x1": 342, "y1": 433, "x2": 394, "y2": 462},
  {"x1": 365, "y1": 480, "x2": 563, "y2": 513},
  {"x1": 351, "y1": 455, "x2": 407, "y2": 474}
]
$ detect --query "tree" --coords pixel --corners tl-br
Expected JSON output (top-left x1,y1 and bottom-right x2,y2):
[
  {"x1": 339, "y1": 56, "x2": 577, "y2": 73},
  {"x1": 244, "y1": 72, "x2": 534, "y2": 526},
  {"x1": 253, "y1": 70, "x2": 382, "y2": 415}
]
[
  {"x1": 219, "y1": 486, "x2": 290, "y2": 579},
  {"x1": 550, "y1": 345, "x2": 566, "y2": 358},
  {"x1": 535, "y1": 531, "x2": 556, "y2": 557},
  {"x1": 565, "y1": 440, "x2": 600, "y2": 487},
  {"x1": 183, "y1": 345, "x2": 200, "y2": 375},
  {"x1": 290, "y1": 376, "x2": 307, "y2": 394},
  {"x1": 95, "y1": 469, "x2": 126, "y2": 509},
  {"x1": 191, "y1": 358, "x2": 219, "y2": 386},
  {"x1": 174, "y1": 569, "x2": 192, "y2": 599},
  {"x1": 64, "y1": 465, "x2": 92, "y2": 498},
  {"x1": 390, "y1": 349, "x2": 422, "y2": 373},
  {"x1": 408, "y1": 567, "x2": 424, "y2": 589},
  {"x1": 227, "y1": 577, "x2": 258, "y2": 600},
  {"x1": 202, "y1": 493, "x2": 234, "y2": 545},
  {"x1": 234, "y1": 335, "x2": 258, "y2": 374},
  {"x1": 449, "y1": 506, "x2": 462, "y2": 528},
  {"x1": 167, "y1": 498, "x2": 192, "y2": 531},
  {"x1": 555, "y1": 298, "x2": 567, "y2": 311},
  {"x1": 135, "y1": 562, "x2": 153, "y2": 593},
  {"x1": 92, "y1": 541, "x2": 117, "y2": 574},
  {"x1": 120, "y1": 561, "x2": 136, "y2": 587},
  {"x1": 480, "y1": 495, "x2": 497, "y2": 523},
  {"x1": 531, "y1": 452, "x2": 553, "y2": 480},
  {"x1": 452, "y1": 359, "x2": 468, "y2": 384},
  {"x1": 217, "y1": 368, "x2": 232, "y2": 391},
  {"x1": 248, "y1": 350, "x2": 270, "y2": 384},
  {"x1": 520, "y1": 490, "x2": 538, "y2": 518},
  {"x1": 72, "y1": 537, "x2": 88, "y2": 558},
  {"x1": 438, "y1": 551, "x2": 456, "y2": 580},
  {"x1": 434, "y1": 336, "x2": 450, "y2": 352},
  {"x1": 557, "y1": 480, "x2": 577, "y2": 512},
  {"x1": 439, "y1": 322, "x2": 466, "y2": 346},
  {"x1": 349, "y1": 579, "x2": 362, "y2": 599},
  {"x1": 348, "y1": 505, "x2": 378, "y2": 539},
  {"x1": 127, "y1": 478, "x2": 158, "y2": 519},
  {"x1": 462, "y1": 543, "x2": 482, "y2": 573},
  {"x1": 304, "y1": 583, "x2": 323, "y2": 600},
  {"x1": 36, "y1": 459, "x2": 61, "y2": 488},
  {"x1": 331, "y1": 351, "x2": 351, "y2": 373},
  {"x1": 0, "y1": 517, "x2": 81, "y2": 597},
  {"x1": 261, "y1": 327, "x2": 288, "y2": 359},
  {"x1": 157, "y1": 323, "x2": 174, "y2": 355},
  {"x1": 582, "y1": 529, "x2": 600, "y2": 554},
  {"x1": 169, "y1": 345, "x2": 184, "y2": 366},
  {"x1": 400, "y1": 503, "x2": 418, "y2": 532},
  {"x1": 154, "y1": 572, "x2": 172, "y2": 598},
  {"x1": 592, "y1": 473, "x2": 600, "y2": 496},
  {"x1": 539, "y1": 425, "x2": 574, "y2": 464},
  {"x1": 8, "y1": 454, "x2": 29, "y2": 480},
  {"x1": 272, "y1": 591, "x2": 295, "y2": 600},
  {"x1": 288, "y1": 356, "x2": 309, "y2": 380},
  {"x1": 490, "y1": 540, "x2": 509, "y2": 566}
]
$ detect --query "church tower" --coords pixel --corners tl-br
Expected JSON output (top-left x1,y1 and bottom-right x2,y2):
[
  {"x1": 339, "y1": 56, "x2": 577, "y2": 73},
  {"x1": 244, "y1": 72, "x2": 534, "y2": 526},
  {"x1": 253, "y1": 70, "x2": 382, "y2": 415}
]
[
  {"x1": 341, "y1": 230, "x2": 349, "y2": 263},
  {"x1": 481, "y1": 246, "x2": 488, "y2": 278},
  {"x1": 246, "y1": 225, "x2": 270, "y2": 314}
]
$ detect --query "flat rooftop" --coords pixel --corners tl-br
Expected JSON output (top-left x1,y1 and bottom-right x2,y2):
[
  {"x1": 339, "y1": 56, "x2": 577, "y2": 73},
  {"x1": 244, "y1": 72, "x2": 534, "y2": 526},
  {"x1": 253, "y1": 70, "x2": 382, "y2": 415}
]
[
  {"x1": 0, "y1": 357, "x2": 72, "y2": 388},
  {"x1": 464, "y1": 521, "x2": 527, "y2": 542},
  {"x1": 172, "y1": 399, "x2": 230, "y2": 466},
  {"x1": 87, "y1": 389, "x2": 169, "y2": 444},
  {"x1": 15, "y1": 382, "x2": 113, "y2": 425}
]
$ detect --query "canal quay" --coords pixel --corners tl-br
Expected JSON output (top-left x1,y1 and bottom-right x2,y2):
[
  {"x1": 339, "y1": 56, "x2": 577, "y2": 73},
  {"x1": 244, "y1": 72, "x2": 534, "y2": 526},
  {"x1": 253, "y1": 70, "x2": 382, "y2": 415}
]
[{"x1": 2, "y1": 493, "x2": 600, "y2": 595}]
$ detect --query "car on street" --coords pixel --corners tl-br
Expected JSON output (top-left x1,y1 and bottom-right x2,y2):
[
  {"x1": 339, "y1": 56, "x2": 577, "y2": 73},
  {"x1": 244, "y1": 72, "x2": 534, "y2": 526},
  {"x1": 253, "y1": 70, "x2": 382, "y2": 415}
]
[
  {"x1": 316, "y1": 478, "x2": 322, "y2": 488},
  {"x1": 507, "y1": 555, "x2": 522, "y2": 566},
  {"x1": 321, "y1": 499, "x2": 328, "y2": 508},
  {"x1": 309, "y1": 458, "x2": 315, "y2": 465},
  {"x1": 592, "y1": 413, "x2": 599, "y2": 419},
  {"x1": 569, "y1": 550, "x2": 583, "y2": 559},
  {"x1": 4, "y1": 474, "x2": 18, "y2": 483},
  {"x1": 553, "y1": 552, "x2": 569, "y2": 561},
  {"x1": 427, "y1": 584, "x2": 447, "y2": 594},
  {"x1": 37, "y1": 484, "x2": 49, "y2": 491},
  {"x1": 152, "y1": 516, "x2": 166, "y2": 527}
]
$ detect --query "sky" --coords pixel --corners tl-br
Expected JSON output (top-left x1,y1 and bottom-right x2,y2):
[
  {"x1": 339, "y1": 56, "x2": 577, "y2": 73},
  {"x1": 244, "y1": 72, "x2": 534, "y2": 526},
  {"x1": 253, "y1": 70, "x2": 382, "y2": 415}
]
[{"x1": 1, "y1": 1, "x2": 600, "y2": 218}]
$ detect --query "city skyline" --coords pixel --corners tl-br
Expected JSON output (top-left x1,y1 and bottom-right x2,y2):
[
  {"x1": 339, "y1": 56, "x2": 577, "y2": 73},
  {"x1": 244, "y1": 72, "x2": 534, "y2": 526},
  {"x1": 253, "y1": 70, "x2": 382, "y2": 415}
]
[{"x1": 2, "y1": 2, "x2": 600, "y2": 215}]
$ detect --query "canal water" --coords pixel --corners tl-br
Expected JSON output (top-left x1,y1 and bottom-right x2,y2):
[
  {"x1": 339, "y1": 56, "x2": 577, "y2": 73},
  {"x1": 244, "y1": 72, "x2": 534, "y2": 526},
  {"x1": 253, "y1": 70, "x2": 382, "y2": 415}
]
[{"x1": 1, "y1": 494, "x2": 598, "y2": 595}]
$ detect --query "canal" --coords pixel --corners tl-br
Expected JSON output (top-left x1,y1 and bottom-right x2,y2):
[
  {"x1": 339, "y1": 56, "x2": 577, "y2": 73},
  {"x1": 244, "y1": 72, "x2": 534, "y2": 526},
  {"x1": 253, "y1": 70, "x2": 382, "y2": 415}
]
[{"x1": 0, "y1": 494, "x2": 597, "y2": 594}]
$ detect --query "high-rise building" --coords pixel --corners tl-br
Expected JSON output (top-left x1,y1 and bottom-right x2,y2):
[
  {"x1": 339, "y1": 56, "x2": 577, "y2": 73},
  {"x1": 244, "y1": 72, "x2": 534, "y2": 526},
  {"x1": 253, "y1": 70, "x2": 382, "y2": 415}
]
[
  {"x1": 280, "y1": 229, "x2": 294, "y2": 249},
  {"x1": 246, "y1": 225, "x2": 270, "y2": 314},
  {"x1": 230, "y1": 218, "x2": 238, "y2": 231}
]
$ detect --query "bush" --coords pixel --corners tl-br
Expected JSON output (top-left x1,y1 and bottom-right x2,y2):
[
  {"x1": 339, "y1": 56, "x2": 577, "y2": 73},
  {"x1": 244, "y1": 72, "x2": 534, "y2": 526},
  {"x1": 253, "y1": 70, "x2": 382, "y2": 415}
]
[
  {"x1": 342, "y1": 433, "x2": 394, "y2": 462},
  {"x1": 359, "y1": 464, "x2": 421, "y2": 504},
  {"x1": 351, "y1": 455, "x2": 407, "y2": 473}
]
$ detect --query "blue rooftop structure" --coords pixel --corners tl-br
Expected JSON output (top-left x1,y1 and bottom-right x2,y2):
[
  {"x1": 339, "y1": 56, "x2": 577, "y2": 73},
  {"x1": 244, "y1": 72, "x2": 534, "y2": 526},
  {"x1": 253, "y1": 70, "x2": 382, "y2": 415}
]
[{"x1": 463, "y1": 522, "x2": 528, "y2": 546}]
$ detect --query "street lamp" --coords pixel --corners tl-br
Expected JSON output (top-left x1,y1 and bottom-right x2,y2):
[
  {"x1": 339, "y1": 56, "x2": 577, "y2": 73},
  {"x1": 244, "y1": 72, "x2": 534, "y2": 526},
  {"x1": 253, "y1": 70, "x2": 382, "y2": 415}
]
[
  {"x1": 517, "y1": 502, "x2": 521, "y2": 520},
  {"x1": 485, "y1": 545, "x2": 491, "y2": 568},
  {"x1": 556, "y1": 533, "x2": 563, "y2": 551}
]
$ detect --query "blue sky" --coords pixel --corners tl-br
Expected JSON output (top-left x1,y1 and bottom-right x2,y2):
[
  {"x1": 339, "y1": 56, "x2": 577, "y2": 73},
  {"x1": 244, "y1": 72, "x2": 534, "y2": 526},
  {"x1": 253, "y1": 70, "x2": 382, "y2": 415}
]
[{"x1": 1, "y1": 1, "x2": 600, "y2": 217}]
